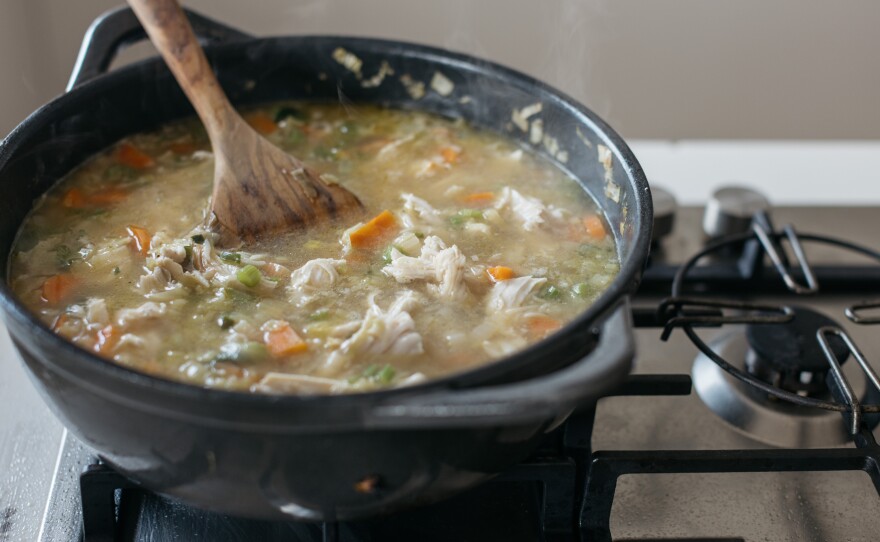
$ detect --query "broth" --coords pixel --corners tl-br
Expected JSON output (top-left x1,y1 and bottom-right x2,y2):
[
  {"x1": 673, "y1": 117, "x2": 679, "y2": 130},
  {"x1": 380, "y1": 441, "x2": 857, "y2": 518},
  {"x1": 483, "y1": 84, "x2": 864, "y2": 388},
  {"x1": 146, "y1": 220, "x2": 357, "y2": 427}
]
[{"x1": 8, "y1": 103, "x2": 619, "y2": 394}]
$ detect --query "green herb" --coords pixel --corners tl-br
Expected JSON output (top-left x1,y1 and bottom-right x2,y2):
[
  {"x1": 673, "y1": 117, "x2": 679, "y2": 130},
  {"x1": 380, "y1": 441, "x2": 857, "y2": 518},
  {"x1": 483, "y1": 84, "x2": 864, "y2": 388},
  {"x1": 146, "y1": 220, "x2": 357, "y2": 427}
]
[
  {"x1": 414, "y1": 232, "x2": 425, "y2": 239},
  {"x1": 382, "y1": 245, "x2": 394, "y2": 264},
  {"x1": 53, "y1": 244, "x2": 80, "y2": 271},
  {"x1": 219, "y1": 251, "x2": 241, "y2": 264},
  {"x1": 376, "y1": 364, "x2": 396, "y2": 384},
  {"x1": 309, "y1": 309, "x2": 330, "y2": 321},
  {"x1": 222, "y1": 287, "x2": 255, "y2": 303},
  {"x1": 449, "y1": 209, "x2": 483, "y2": 227},
  {"x1": 214, "y1": 341, "x2": 267, "y2": 364},
  {"x1": 237, "y1": 264, "x2": 262, "y2": 287},
  {"x1": 572, "y1": 283, "x2": 590, "y2": 298},
  {"x1": 191, "y1": 234, "x2": 205, "y2": 244},
  {"x1": 539, "y1": 284, "x2": 562, "y2": 300},
  {"x1": 113, "y1": 266, "x2": 121, "y2": 275},
  {"x1": 217, "y1": 314, "x2": 236, "y2": 329},
  {"x1": 362, "y1": 365, "x2": 380, "y2": 379},
  {"x1": 274, "y1": 106, "x2": 304, "y2": 123}
]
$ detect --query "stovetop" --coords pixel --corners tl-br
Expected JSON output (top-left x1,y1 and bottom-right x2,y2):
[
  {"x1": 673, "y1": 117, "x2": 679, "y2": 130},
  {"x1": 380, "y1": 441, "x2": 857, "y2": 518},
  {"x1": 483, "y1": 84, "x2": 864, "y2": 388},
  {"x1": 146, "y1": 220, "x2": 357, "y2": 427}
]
[{"x1": 3, "y1": 204, "x2": 880, "y2": 541}]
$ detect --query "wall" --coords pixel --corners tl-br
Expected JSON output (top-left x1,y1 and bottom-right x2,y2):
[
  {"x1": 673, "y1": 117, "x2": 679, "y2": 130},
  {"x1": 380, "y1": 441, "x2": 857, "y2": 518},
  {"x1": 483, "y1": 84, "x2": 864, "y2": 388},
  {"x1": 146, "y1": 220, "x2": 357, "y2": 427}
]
[{"x1": 2, "y1": 0, "x2": 879, "y2": 141}]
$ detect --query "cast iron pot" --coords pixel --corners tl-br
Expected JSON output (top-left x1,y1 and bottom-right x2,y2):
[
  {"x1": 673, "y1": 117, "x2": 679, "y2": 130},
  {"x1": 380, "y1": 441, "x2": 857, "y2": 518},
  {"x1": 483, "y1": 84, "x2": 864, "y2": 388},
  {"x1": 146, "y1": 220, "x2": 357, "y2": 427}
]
[{"x1": 0, "y1": 8, "x2": 652, "y2": 521}]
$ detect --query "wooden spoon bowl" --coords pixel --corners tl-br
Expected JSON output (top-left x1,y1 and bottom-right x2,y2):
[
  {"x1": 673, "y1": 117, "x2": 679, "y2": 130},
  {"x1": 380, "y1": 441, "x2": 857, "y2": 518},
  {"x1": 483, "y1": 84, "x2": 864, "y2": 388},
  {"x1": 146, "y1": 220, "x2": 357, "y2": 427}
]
[{"x1": 128, "y1": 0, "x2": 364, "y2": 245}]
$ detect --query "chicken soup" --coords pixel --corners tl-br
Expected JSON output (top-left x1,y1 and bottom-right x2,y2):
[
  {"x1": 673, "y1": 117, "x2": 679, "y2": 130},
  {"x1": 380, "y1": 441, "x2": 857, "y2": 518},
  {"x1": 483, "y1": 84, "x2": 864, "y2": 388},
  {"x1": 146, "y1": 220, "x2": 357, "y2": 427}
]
[{"x1": 8, "y1": 103, "x2": 619, "y2": 394}]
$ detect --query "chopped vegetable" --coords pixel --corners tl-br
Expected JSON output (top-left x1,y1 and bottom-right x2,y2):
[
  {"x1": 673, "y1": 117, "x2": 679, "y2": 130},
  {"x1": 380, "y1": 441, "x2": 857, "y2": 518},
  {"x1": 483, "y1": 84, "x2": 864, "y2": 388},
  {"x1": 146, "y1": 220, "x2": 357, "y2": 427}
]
[
  {"x1": 53, "y1": 244, "x2": 79, "y2": 270},
  {"x1": 583, "y1": 215, "x2": 607, "y2": 241},
  {"x1": 486, "y1": 266, "x2": 516, "y2": 282},
  {"x1": 440, "y1": 146, "x2": 461, "y2": 164},
  {"x1": 349, "y1": 210, "x2": 397, "y2": 249},
  {"x1": 526, "y1": 315, "x2": 563, "y2": 340},
  {"x1": 237, "y1": 265, "x2": 262, "y2": 287},
  {"x1": 459, "y1": 192, "x2": 495, "y2": 206},
  {"x1": 352, "y1": 363, "x2": 396, "y2": 385},
  {"x1": 87, "y1": 188, "x2": 128, "y2": 206},
  {"x1": 377, "y1": 364, "x2": 396, "y2": 383},
  {"x1": 449, "y1": 209, "x2": 483, "y2": 227},
  {"x1": 126, "y1": 225, "x2": 151, "y2": 256},
  {"x1": 115, "y1": 142, "x2": 154, "y2": 169},
  {"x1": 263, "y1": 320, "x2": 308, "y2": 357},
  {"x1": 245, "y1": 113, "x2": 278, "y2": 135},
  {"x1": 61, "y1": 188, "x2": 88, "y2": 208},
  {"x1": 183, "y1": 245, "x2": 193, "y2": 266},
  {"x1": 113, "y1": 266, "x2": 121, "y2": 275},
  {"x1": 219, "y1": 251, "x2": 242, "y2": 264},
  {"x1": 191, "y1": 234, "x2": 205, "y2": 244},
  {"x1": 309, "y1": 309, "x2": 330, "y2": 321},
  {"x1": 572, "y1": 283, "x2": 590, "y2": 297},
  {"x1": 215, "y1": 342, "x2": 268, "y2": 364},
  {"x1": 41, "y1": 274, "x2": 78, "y2": 304},
  {"x1": 539, "y1": 284, "x2": 562, "y2": 300}
]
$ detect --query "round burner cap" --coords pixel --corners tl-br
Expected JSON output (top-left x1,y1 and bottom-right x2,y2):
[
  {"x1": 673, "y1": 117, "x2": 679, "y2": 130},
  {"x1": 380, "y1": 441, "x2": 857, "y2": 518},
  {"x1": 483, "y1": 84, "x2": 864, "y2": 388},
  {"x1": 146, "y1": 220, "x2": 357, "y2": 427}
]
[{"x1": 746, "y1": 306, "x2": 849, "y2": 373}]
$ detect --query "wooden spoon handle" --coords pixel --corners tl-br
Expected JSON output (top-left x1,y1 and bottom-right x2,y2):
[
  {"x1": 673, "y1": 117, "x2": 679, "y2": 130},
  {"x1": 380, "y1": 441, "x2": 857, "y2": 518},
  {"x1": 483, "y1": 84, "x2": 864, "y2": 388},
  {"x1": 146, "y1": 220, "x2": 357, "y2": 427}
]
[{"x1": 127, "y1": 0, "x2": 236, "y2": 138}]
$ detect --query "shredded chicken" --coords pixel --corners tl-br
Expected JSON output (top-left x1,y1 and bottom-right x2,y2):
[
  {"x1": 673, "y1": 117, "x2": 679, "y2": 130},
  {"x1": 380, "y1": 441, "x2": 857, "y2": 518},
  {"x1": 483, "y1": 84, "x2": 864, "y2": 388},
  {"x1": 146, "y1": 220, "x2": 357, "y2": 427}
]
[
  {"x1": 288, "y1": 258, "x2": 344, "y2": 305},
  {"x1": 494, "y1": 187, "x2": 548, "y2": 231},
  {"x1": 116, "y1": 302, "x2": 167, "y2": 327},
  {"x1": 322, "y1": 291, "x2": 424, "y2": 375},
  {"x1": 382, "y1": 235, "x2": 468, "y2": 299},
  {"x1": 486, "y1": 275, "x2": 547, "y2": 311},
  {"x1": 253, "y1": 373, "x2": 349, "y2": 395},
  {"x1": 399, "y1": 193, "x2": 444, "y2": 231}
]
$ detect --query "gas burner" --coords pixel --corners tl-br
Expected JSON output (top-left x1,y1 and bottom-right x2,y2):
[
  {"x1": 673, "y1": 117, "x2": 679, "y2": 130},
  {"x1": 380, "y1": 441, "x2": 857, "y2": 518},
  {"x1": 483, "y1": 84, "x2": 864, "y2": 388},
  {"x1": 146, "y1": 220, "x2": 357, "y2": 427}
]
[
  {"x1": 691, "y1": 306, "x2": 880, "y2": 448},
  {"x1": 745, "y1": 306, "x2": 849, "y2": 396}
]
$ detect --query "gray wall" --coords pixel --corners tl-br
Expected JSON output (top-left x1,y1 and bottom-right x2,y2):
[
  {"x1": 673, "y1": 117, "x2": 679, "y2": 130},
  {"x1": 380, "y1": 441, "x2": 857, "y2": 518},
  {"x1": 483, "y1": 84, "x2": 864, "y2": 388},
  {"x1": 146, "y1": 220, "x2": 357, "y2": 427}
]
[{"x1": 2, "y1": 0, "x2": 879, "y2": 140}]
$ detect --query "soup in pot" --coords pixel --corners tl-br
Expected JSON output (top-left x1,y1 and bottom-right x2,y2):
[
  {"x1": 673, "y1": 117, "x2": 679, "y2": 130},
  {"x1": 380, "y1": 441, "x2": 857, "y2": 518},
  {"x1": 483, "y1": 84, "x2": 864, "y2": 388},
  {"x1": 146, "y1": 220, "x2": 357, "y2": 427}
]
[{"x1": 8, "y1": 103, "x2": 619, "y2": 394}]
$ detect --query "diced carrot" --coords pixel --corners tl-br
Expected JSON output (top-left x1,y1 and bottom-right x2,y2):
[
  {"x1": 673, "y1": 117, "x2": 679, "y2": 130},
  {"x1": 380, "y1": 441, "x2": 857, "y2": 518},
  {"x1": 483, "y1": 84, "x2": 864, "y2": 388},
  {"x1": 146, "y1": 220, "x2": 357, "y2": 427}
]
[
  {"x1": 62, "y1": 188, "x2": 89, "y2": 209},
  {"x1": 459, "y1": 192, "x2": 495, "y2": 207},
  {"x1": 41, "y1": 274, "x2": 79, "y2": 305},
  {"x1": 87, "y1": 188, "x2": 128, "y2": 206},
  {"x1": 583, "y1": 215, "x2": 607, "y2": 241},
  {"x1": 349, "y1": 210, "x2": 397, "y2": 249},
  {"x1": 52, "y1": 313, "x2": 69, "y2": 331},
  {"x1": 526, "y1": 315, "x2": 563, "y2": 340},
  {"x1": 116, "y1": 142, "x2": 155, "y2": 169},
  {"x1": 169, "y1": 141, "x2": 197, "y2": 155},
  {"x1": 246, "y1": 113, "x2": 278, "y2": 135},
  {"x1": 126, "y1": 225, "x2": 152, "y2": 256},
  {"x1": 94, "y1": 325, "x2": 120, "y2": 357},
  {"x1": 486, "y1": 266, "x2": 516, "y2": 282},
  {"x1": 264, "y1": 322, "x2": 308, "y2": 357},
  {"x1": 440, "y1": 146, "x2": 461, "y2": 164}
]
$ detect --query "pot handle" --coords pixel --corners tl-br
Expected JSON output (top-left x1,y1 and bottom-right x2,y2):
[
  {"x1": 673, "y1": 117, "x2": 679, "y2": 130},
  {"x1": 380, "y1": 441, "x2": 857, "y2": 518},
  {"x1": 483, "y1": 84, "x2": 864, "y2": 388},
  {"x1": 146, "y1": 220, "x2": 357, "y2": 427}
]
[
  {"x1": 67, "y1": 6, "x2": 251, "y2": 91},
  {"x1": 366, "y1": 299, "x2": 635, "y2": 429}
]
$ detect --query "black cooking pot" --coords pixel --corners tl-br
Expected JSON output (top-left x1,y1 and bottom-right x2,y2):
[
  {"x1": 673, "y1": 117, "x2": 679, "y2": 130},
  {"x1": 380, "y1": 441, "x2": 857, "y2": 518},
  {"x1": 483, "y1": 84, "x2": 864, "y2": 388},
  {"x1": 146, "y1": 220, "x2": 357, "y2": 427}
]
[{"x1": 0, "y1": 8, "x2": 651, "y2": 521}]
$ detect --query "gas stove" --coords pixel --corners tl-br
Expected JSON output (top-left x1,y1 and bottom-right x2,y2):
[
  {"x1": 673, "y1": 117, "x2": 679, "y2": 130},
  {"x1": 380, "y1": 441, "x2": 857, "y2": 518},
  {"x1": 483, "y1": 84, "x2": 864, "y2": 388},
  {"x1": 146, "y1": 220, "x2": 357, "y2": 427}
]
[{"x1": 2, "y1": 187, "x2": 880, "y2": 541}]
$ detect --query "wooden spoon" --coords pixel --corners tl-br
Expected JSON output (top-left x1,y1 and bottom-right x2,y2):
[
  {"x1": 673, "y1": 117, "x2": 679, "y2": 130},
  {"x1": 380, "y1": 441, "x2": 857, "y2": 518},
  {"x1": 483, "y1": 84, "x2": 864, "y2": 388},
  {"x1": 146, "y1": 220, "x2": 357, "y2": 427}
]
[{"x1": 127, "y1": 0, "x2": 363, "y2": 245}]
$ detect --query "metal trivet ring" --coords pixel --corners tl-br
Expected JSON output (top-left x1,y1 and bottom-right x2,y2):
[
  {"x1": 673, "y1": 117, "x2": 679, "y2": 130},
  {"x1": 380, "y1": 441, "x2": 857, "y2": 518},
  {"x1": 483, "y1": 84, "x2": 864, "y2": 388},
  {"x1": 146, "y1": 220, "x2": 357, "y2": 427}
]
[{"x1": 663, "y1": 223, "x2": 880, "y2": 429}]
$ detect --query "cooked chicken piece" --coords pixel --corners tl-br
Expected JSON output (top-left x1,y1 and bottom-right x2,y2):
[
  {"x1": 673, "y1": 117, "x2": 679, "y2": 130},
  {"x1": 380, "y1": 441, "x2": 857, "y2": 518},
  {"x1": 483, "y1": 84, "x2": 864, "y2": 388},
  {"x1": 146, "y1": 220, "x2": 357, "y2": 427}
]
[
  {"x1": 85, "y1": 298, "x2": 110, "y2": 327},
  {"x1": 383, "y1": 235, "x2": 468, "y2": 299},
  {"x1": 116, "y1": 302, "x2": 167, "y2": 327},
  {"x1": 253, "y1": 373, "x2": 349, "y2": 395},
  {"x1": 399, "y1": 193, "x2": 445, "y2": 230},
  {"x1": 322, "y1": 291, "x2": 424, "y2": 375},
  {"x1": 486, "y1": 275, "x2": 547, "y2": 311},
  {"x1": 290, "y1": 258, "x2": 344, "y2": 291},
  {"x1": 494, "y1": 187, "x2": 546, "y2": 231}
]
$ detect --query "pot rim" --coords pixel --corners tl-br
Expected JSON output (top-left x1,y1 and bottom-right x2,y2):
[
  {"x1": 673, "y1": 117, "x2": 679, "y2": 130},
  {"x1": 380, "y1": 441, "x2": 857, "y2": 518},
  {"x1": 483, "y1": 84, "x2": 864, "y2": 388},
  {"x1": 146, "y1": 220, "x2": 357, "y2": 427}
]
[{"x1": 0, "y1": 34, "x2": 652, "y2": 411}]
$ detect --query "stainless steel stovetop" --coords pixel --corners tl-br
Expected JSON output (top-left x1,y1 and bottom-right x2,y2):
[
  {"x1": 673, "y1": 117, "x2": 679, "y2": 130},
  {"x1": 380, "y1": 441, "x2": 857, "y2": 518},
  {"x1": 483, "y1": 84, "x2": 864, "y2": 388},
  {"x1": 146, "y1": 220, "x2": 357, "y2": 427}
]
[{"x1": 2, "y1": 200, "x2": 880, "y2": 541}]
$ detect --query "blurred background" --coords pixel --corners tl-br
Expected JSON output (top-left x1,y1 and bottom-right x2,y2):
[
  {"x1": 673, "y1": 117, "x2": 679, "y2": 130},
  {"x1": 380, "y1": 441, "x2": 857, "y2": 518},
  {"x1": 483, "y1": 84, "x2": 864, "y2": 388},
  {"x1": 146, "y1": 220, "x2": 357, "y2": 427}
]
[{"x1": 2, "y1": 0, "x2": 879, "y2": 202}]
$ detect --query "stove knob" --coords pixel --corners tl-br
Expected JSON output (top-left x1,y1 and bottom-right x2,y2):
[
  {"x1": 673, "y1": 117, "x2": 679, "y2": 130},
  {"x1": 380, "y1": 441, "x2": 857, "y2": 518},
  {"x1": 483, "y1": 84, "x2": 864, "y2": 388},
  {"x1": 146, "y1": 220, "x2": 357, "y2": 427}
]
[
  {"x1": 702, "y1": 186, "x2": 770, "y2": 238},
  {"x1": 651, "y1": 185, "x2": 676, "y2": 242}
]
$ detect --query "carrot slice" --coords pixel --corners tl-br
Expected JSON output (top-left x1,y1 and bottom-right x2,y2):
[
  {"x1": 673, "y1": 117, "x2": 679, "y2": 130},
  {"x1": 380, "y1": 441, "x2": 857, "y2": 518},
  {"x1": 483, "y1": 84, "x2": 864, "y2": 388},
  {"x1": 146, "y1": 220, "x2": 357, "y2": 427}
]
[
  {"x1": 349, "y1": 210, "x2": 397, "y2": 249},
  {"x1": 583, "y1": 215, "x2": 607, "y2": 241},
  {"x1": 459, "y1": 192, "x2": 495, "y2": 207},
  {"x1": 440, "y1": 146, "x2": 461, "y2": 164},
  {"x1": 62, "y1": 188, "x2": 89, "y2": 209},
  {"x1": 486, "y1": 266, "x2": 516, "y2": 282},
  {"x1": 126, "y1": 225, "x2": 152, "y2": 256},
  {"x1": 87, "y1": 188, "x2": 128, "y2": 206},
  {"x1": 116, "y1": 142, "x2": 155, "y2": 169},
  {"x1": 94, "y1": 325, "x2": 120, "y2": 357},
  {"x1": 264, "y1": 322, "x2": 308, "y2": 357},
  {"x1": 246, "y1": 113, "x2": 278, "y2": 135},
  {"x1": 526, "y1": 315, "x2": 563, "y2": 340},
  {"x1": 41, "y1": 274, "x2": 78, "y2": 304}
]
